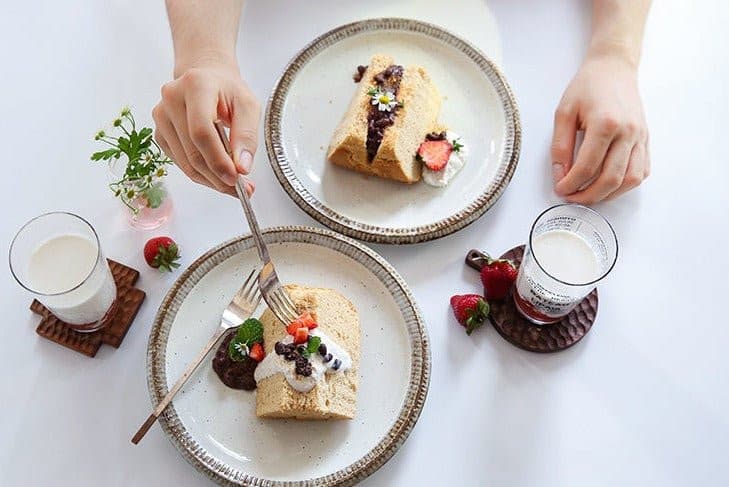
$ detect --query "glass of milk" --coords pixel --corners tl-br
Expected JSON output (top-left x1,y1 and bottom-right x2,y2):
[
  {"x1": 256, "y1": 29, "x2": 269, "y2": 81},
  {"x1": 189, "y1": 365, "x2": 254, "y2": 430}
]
[
  {"x1": 514, "y1": 204, "x2": 618, "y2": 324},
  {"x1": 9, "y1": 212, "x2": 118, "y2": 332}
]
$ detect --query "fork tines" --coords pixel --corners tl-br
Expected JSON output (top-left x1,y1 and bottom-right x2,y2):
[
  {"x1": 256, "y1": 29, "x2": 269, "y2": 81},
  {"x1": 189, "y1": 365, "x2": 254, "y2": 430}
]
[{"x1": 266, "y1": 287, "x2": 299, "y2": 324}]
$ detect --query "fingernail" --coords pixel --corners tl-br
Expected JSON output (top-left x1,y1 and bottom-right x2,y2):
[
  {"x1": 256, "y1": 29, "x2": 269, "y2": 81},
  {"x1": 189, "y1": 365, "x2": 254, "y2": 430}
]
[
  {"x1": 552, "y1": 163, "x2": 565, "y2": 184},
  {"x1": 237, "y1": 150, "x2": 253, "y2": 174}
]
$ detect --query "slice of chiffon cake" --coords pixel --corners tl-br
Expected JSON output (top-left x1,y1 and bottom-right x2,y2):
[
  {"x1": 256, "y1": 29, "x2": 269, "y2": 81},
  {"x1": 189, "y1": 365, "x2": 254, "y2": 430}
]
[
  {"x1": 327, "y1": 54, "x2": 441, "y2": 183},
  {"x1": 254, "y1": 285, "x2": 360, "y2": 420}
]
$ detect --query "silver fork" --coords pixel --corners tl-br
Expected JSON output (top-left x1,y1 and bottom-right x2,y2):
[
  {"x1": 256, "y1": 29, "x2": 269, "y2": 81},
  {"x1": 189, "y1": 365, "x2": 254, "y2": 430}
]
[
  {"x1": 214, "y1": 121, "x2": 299, "y2": 325},
  {"x1": 131, "y1": 268, "x2": 262, "y2": 445}
]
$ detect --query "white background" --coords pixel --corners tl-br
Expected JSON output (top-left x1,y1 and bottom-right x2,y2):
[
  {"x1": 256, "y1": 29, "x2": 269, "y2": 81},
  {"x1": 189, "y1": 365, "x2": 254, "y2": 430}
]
[{"x1": 1, "y1": 1, "x2": 728, "y2": 486}]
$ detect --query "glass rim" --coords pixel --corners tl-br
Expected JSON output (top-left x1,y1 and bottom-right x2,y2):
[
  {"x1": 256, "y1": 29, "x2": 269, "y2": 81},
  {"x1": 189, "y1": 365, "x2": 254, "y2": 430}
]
[
  {"x1": 8, "y1": 211, "x2": 102, "y2": 297},
  {"x1": 528, "y1": 203, "x2": 618, "y2": 287}
]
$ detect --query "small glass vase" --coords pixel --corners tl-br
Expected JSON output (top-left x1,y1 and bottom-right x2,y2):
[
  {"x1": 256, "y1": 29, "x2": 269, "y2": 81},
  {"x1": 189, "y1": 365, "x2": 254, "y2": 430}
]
[
  {"x1": 124, "y1": 182, "x2": 173, "y2": 230},
  {"x1": 108, "y1": 161, "x2": 173, "y2": 230}
]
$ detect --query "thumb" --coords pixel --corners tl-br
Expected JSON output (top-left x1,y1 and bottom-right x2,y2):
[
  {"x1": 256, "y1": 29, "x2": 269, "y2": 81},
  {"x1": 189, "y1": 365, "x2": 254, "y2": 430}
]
[{"x1": 229, "y1": 95, "x2": 261, "y2": 175}]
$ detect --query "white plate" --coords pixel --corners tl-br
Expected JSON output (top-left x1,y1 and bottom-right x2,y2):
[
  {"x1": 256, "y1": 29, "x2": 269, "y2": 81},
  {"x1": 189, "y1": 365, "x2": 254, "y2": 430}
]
[
  {"x1": 266, "y1": 18, "x2": 520, "y2": 244},
  {"x1": 146, "y1": 227, "x2": 429, "y2": 486}
]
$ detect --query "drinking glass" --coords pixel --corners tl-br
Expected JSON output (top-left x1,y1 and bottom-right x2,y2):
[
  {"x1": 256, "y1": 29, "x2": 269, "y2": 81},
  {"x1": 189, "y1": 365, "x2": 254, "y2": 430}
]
[
  {"x1": 514, "y1": 204, "x2": 618, "y2": 324},
  {"x1": 9, "y1": 212, "x2": 118, "y2": 332}
]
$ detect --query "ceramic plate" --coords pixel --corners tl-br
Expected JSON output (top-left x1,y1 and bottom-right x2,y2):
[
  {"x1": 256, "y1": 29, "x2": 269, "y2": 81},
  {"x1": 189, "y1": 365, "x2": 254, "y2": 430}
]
[
  {"x1": 265, "y1": 18, "x2": 520, "y2": 244},
  {"x1": 146, "y1": 226, "x2": 430, "y2": 486}
]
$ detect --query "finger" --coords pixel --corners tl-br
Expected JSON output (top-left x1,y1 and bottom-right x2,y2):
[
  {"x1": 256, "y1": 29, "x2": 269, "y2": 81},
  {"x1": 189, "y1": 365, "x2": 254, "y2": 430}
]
[
  {"x1": 184, "y1": 84, "x2": 238, "y2": 185},
  {"x1": 166, "y1": 103, "x2": 230, "y2": 192},
  {"x1": 153, "y1": 107, "x2": 213, "y2": 189},
  {"x1": 228, "y1": 93, "x2": 261, "y2": 175},
  {"x1": 550, "y1": 104, "x2": 578, "y2": 185},
  {"x1": 606, "y1": 142, "x2": 647, "y2": 200},
  {"x1": 566, "y1": 138, "x2": 633, "y2": 204},
  {"x1": 556, "y1": 116, "x2": 618, "y2": 196}
]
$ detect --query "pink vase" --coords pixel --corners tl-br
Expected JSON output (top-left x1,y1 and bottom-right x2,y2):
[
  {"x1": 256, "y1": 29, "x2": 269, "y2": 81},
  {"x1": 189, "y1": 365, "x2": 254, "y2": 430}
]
[{"x1": 125, "y1": 184, "x2": 173, "y2": 230}]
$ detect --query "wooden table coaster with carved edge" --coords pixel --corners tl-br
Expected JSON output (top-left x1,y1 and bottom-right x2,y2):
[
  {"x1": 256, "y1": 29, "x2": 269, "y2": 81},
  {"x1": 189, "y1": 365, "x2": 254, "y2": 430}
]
[
  {"x1": 30, "y1": 260, "x2": 146, "y2": 357},
  {"x1": 465, "y1": 246, "x2": 598, "y2": 353}
]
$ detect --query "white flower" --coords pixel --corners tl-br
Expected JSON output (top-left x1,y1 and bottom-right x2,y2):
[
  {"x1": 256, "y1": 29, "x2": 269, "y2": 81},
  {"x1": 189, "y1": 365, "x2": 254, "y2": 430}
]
[
  {"x1": 370, "y1": 89, "x2": 399, "y2": 112},
  {"x1": 234, "y1": 342, "x2": 249, "y2": 356}
]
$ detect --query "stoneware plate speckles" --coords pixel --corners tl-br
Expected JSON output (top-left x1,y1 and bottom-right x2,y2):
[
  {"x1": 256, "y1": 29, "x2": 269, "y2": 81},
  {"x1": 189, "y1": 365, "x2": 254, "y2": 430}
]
[
  {"x1": 265, "y1": 18, "x2": 520, "y2": 244},
  {"x1": 146, "y1": 226, "x2": 430, "y2": 486}
]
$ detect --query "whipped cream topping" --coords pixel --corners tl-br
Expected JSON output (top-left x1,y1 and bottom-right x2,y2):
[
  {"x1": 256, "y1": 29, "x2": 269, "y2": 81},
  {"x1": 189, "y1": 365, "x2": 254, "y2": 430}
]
[
  {"x1": 422, "y1": 131, "x2": 468, "y2": 187},
  {"x1": 254, "y1": 330, "x2": 352, "y2": 393}
]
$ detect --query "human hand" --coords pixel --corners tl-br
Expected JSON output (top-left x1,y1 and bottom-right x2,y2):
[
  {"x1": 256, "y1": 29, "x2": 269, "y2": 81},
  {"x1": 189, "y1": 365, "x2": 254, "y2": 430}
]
[
  {"x1": 153, "y1": 58, "x2": 258, "y2": 196},
  {"x1": 551, "y1": 53, "x2": 650, "y2": 203}
]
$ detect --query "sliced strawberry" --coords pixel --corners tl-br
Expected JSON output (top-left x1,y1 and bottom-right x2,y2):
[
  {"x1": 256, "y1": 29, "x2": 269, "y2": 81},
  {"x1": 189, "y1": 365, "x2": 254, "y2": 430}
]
[
  {"x1": 293, "y1": 327, "x2": 309, "y2": 345},
  {"x1": 286, "y1": 321, "x2": 299, "y2": 336},
  {"x1": 287, "y1": 311, "x2": 318, "y2": 333},
  {"x1": 249, "y1": 342, "x2": 265, "y2": 362},
  {"x1": 417, "y1": 139, "x2": 452, "y2": 171}
]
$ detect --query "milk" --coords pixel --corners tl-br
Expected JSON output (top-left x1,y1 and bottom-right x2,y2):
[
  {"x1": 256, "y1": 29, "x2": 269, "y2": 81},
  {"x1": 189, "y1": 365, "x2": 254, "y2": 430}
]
[
  {"x1": 532, "y1": 230, "x2": 601, "y2": 284},
  {"x1": 27, "y1": 234, "x2": 116, "y2": 325}
]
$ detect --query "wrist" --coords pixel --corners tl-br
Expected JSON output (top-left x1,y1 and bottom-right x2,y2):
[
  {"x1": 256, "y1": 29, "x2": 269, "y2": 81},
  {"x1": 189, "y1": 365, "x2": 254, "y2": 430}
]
[
  {"x1": 173, "y1": 49, "x2": 238, "y2": 78},
  {"x1": 586, "y1": 40, "x2": 641, "y2": 71}
]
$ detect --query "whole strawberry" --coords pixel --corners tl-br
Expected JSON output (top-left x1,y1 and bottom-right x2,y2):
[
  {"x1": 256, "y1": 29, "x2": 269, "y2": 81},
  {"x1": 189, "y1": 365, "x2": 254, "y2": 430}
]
[
  {"x1": 480, "y1": 257, "x2": 517, "y2": 300},
  {"x1": 450, "y1": 294, "x2": 490, "y2": 335},
  {"x1": 144, "y1": 236, "x2": 181, "y2": 272}
]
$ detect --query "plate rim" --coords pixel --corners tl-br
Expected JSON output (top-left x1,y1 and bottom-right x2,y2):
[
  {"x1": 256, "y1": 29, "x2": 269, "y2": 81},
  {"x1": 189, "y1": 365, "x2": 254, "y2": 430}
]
[
  {"x1": 264, "y1": 17, "x2": 521, "y2": 244},
  {"x1": 145, "y1": 225, "x2": 431, "y2": 486}
]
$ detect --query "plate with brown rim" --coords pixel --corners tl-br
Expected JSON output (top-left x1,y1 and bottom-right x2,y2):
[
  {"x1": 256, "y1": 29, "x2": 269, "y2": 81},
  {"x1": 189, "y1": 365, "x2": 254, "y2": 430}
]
[
  {"x1": 146, "y1": 226, "x2": 429, "y2": 486},
  {"x1": 265, "y1": 18, "x2": 520, "y2": 244}
]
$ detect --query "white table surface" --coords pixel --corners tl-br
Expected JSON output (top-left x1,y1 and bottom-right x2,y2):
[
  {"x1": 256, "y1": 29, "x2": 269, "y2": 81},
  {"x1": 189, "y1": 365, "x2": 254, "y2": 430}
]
[{"x1": 2, "y1": 1, "x2": 728, "y2": 486}]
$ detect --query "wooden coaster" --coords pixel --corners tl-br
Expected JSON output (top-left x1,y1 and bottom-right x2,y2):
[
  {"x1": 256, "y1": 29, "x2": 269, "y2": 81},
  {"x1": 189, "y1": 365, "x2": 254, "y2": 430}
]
[
  {"x1": 465, "y1": 246, "x2": 598, "y2": 353},
  {"x1": 30, "y1": 260, "x2": 146, "y2": 357}
]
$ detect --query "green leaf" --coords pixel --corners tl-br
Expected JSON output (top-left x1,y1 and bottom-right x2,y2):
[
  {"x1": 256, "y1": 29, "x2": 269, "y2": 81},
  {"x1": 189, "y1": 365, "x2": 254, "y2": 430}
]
[
  {"x1": 91, "y1": 148, "x2": 120, "y2": 161},
  {"x1": 465, "y1": 299, "x2": 490, "y2": 335},
  {"x1": 307, "y1": 336, "x2": 321, "y2": 355},
  {"x1": 143, "y1": 184, "x2": 165, "y2": 208},
  {"x1": 452, "y1": 139, "x2": 464, "y2": 152},
  {"x1": 235, "y1": 318, "x2": 264, "y2": 347},
  {"x1": 300, "y1": 348, "x2": 311, "y2": 359}
]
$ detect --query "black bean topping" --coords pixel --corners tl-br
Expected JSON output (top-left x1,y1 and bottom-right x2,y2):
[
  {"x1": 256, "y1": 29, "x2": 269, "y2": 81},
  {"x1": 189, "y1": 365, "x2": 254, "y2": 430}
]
[
  {"x1": 284, "y1": 352, "x2": 296, "y2": 361},
  {"x1": 353, "y1": 64, "x2": 368, "y2": 83},
  {"x1": 332, "y1": 359, "x2": 342, "y2": 371},
  {"x1": 274, "y1": 342, "x2": 286, "y2": 355},
  {"x1": 425, "y1": 131, "x2": 448, "y2": 141},
  {"x1": 323, "y1": 353, "x2": 333, "y2": 363},
  {"x1": 318, "y1": 343, "x2": 327, "y2": 356}
]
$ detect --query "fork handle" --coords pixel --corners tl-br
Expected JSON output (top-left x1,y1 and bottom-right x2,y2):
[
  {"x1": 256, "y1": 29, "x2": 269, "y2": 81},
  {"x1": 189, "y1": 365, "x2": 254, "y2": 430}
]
[
  {"x1": 131, "y1": 325, "x2": 229, "y2": 444},
  {"x1": 235, "y1": 174, "x2": 270, "y2": 264},
  {"x1": 212, "y1": 120, "x2": 271, "y2": 264}
]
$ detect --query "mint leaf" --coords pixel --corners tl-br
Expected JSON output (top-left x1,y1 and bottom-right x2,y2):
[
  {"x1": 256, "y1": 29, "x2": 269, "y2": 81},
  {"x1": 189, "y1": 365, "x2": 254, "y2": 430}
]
[
  {"x1": 307, "y1": 336, "x2": 321, "y2": 355},
  {"x1": 228, "y1": 339, "x2": 249, "y2": 362},
  {"x1": 235, "y1": 318, "x2": 263, "y2": 346},
  {"x1": 143, "y1": 184, "x2": 165, "y2": 208}
]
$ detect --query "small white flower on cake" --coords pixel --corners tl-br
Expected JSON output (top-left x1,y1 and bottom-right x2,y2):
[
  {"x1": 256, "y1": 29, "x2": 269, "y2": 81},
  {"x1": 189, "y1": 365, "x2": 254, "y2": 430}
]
[
  {"x1": 234, "y1": 342, "x2": 250, "y2": 357},
  {"x1": 370, "y1": 89, "x2": 399, "y2": 112}
]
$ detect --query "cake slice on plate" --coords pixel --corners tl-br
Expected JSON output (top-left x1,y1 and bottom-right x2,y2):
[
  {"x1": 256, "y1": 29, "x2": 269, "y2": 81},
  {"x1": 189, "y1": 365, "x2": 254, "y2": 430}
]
[
  {"x1": 254, "y1": 284, "x2": 360, "y2": 420},
  {"x1": 327, "y1": 54, "x2": 441, "y2": 183}
]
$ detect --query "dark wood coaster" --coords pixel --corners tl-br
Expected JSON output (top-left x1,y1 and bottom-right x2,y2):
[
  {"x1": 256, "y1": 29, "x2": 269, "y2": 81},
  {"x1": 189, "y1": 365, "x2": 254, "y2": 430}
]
[
  {"x1": 465, "y1": 246, "x2": 598, "y2": 353},
  {"x1": 30, "y1": 260, "x2": 146, "y2": 357}
]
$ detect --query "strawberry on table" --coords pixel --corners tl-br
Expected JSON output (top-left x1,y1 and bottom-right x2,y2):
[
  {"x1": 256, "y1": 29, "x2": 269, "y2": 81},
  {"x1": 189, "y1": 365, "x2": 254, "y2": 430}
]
[
  {"x1": 450, "y1": 294, "x2": 490, "y2": 335},
  {"x1": 144, "y1": 236, "x2": 181, "y2": 272},
  {"x1": 480, "y1": 257, "x2": 518, "y2": 300},
  {"x1": 417, "y1": 139, "x2": 452, "y2": 171}
]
